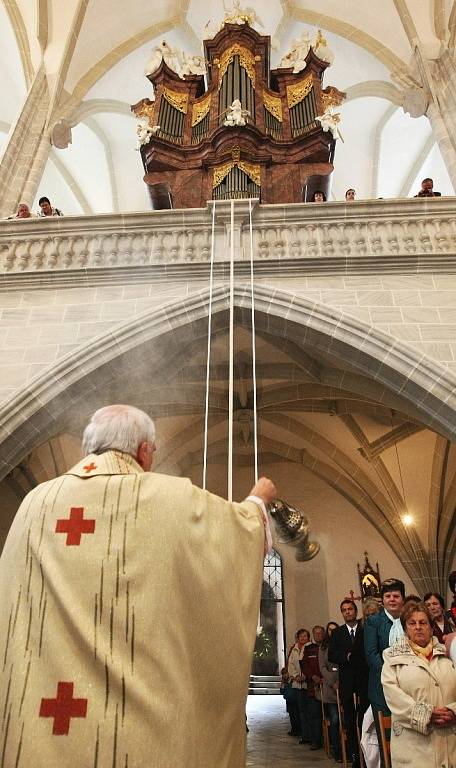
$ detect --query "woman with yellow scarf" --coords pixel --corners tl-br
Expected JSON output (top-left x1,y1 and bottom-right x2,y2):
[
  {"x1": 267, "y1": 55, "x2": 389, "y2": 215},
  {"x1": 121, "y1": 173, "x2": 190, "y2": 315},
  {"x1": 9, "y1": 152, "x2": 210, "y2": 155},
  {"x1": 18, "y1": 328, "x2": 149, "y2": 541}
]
[{"x1": 381, "y1": 602, "x2": 456, "y2": 767}]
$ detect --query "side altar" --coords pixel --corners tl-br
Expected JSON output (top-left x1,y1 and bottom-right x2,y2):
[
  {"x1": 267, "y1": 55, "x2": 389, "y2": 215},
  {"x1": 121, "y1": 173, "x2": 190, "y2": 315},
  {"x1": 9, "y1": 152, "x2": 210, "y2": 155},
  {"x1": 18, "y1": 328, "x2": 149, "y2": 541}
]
[{"x1": 132, "y1": 17, "x2": 344, "y2": 208}]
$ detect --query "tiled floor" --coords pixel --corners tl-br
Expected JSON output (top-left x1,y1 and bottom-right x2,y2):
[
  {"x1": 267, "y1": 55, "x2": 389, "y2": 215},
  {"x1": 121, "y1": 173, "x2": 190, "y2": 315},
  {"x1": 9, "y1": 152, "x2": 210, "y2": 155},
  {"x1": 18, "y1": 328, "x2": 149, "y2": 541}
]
[{"x1": 246, "y1": 695, "x2": 335, "y2": 767}]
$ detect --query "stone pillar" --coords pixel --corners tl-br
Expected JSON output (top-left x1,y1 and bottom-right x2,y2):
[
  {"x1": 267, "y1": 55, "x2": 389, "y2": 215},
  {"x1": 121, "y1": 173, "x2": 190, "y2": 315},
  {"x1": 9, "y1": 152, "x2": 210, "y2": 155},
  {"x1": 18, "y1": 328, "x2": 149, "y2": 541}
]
[
  {"x1": 427, "y1": 101, "x2": 456, "y2": 187},
  {"x1": 0, "y1": 65, "x2": 50, "y2": 218},
  {"x1": 423, "y1": 50, "x2": 456, "y2": 188}
]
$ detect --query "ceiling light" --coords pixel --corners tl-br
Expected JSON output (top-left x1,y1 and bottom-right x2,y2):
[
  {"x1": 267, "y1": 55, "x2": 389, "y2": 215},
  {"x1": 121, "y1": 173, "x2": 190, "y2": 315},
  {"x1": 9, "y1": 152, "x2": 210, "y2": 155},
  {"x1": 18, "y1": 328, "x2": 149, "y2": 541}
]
[{"x1": 402, "y1": 513, "x2": 414, "y2": 526}]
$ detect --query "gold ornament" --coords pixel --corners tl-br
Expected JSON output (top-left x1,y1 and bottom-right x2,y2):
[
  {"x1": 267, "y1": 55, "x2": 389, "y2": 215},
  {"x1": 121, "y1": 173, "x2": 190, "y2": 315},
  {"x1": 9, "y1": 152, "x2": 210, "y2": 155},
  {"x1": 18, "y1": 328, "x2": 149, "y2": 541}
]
[
  {"x1": 217, "y1": 44, "x2": 256, "y2": 89},
  {"x1": 263, "y1": 91, "x2": 282, "y2": 122},
  {"x1": 212, "y1": 159, "x2": 261, "y2": 188},
  {"x1": 237, "y1": 161, "x2": 261, "y2": 186},
  {"x1": 213, "y1": 162, "x2": 234, "y2": 188},
  {"x1": 192, "y1": 94, "x2": 211, "y2": 126},
  {"x1": 321, "y1": 86, "x2": 345, "y2": 110},
  {"x1": 163, "y1": 87, "x2": 188, "y2": 114},
  {"x1": 286, "y1": 74, "x2": 313, "y2": 109},
  {"x1": 132, "y1": 100, "x2": 155, "y2": 126}
]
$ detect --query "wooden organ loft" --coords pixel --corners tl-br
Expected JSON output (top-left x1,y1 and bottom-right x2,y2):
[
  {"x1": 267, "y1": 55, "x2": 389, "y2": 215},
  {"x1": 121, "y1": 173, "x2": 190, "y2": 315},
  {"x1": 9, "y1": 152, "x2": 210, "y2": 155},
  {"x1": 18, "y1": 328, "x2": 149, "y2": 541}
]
[{"x1": 132, "y1": 22, "x2": 344, "y2": 208}]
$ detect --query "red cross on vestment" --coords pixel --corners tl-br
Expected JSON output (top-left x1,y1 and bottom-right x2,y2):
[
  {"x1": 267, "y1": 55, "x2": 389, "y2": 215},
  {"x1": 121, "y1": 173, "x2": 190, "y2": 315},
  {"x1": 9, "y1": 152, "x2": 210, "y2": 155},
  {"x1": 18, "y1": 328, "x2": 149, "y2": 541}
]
[
  {"x1": 55, "y1": 506, "x2": 96, "y2": 546},
  {"x1": 83, "y1": 462, "x2": 97, "y2": 473},
  {"x1": 39, "y1": 682, "x2": 87, "y2": 735}
]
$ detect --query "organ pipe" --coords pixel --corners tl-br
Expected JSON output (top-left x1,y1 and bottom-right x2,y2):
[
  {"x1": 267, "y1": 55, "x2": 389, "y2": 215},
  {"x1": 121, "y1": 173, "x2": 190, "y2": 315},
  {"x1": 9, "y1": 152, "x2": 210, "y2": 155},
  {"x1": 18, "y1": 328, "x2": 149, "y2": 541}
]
[
  {"x1": 218, "y1": 56, "x2": 255, "y2": 125},
  {"x1": 213, "y1": 167, "x2": 261, "y2": 200}
]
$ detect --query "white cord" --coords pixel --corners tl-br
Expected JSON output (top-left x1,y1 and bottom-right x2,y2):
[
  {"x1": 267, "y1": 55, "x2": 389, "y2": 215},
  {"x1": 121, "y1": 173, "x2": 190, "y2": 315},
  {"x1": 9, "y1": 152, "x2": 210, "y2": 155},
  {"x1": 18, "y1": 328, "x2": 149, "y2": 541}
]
[
  {"x1": 202, "y1": 201, "x2": 216, "y2": 490},
  {"x1": 249, "y1": 199, "x2": 259, "y2": 484},
  {"x1": 228, "y1": 199, "x2": 235, "y2": 501}
]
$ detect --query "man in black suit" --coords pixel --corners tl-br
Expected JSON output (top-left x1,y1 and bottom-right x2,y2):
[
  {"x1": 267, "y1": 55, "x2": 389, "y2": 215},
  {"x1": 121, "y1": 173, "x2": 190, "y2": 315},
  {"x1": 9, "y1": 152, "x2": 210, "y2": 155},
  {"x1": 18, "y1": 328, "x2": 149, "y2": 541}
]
[{"x1": 328, "y1": 599, "x2": 369, "y2": 768}]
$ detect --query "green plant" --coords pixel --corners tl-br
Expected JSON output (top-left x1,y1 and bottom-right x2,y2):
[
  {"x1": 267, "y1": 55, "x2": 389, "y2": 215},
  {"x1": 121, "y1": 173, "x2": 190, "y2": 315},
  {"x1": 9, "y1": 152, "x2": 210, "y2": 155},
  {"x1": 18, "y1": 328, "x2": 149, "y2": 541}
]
[{"x1": 253, "y1": 630, "x2": 274, "y2": 660}]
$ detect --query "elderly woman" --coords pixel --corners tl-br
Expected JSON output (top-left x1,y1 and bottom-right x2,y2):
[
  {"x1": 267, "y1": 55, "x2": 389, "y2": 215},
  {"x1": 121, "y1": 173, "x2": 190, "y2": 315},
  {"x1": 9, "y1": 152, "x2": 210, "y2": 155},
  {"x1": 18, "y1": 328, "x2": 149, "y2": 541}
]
[
  {"x1": 381, "y1": 602, "x2": 456, "y2": 767},
  {"x1": 424, "y1": 591, "x2": 456, "y2": 643},
  {"x1": 5, "y1": 202, "x2": 35, "y2": 219}
]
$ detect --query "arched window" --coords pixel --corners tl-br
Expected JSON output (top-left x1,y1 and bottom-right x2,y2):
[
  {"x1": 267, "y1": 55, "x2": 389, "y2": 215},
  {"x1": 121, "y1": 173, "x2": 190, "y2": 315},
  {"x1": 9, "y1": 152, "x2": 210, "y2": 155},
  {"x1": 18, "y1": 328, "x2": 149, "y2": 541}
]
[
  {"x1": 253, "y1": 549, "x2": 285, "y2": 673},
  {"x1": 263, "y1": 548, "x2": 283, "y2": 601}
]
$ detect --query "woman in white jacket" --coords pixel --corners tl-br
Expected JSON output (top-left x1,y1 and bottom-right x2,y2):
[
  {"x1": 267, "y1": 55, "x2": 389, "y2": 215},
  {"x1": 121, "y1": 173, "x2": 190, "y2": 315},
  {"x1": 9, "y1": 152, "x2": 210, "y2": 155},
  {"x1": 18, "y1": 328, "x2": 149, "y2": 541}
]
[
  {"x1": 381, "y1": 602, "x2": 456, "y2": 768},
  {"x1": 288, "y1": 628, "x2": 311, "y2": 743}
]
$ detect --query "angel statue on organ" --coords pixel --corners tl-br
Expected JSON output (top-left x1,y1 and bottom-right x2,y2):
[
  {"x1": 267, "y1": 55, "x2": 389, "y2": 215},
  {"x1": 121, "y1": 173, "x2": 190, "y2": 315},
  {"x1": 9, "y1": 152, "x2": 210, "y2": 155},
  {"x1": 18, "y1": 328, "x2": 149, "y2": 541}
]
[
  {"x1": 145, "y1": 40, "x2": 181, "y2": 77},
  {"x1": 315, "y1": 108, "x2": 344, "y2": 142},
  {"x1": 224, "y1": 99, "x2": 251, "y2": 126}
]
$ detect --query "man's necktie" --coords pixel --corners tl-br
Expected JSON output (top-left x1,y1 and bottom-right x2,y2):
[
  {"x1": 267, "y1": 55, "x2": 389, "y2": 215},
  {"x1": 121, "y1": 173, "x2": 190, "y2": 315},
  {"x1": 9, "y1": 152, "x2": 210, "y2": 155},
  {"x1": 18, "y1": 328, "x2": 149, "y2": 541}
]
[{"x1": 350, "y1": 628, "x2": 355, "y2": 642}]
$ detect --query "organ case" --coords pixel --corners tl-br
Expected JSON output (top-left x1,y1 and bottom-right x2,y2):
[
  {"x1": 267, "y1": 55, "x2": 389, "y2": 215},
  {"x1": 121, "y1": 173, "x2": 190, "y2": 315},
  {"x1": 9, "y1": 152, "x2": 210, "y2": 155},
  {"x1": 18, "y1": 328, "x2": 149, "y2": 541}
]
[{"x1": 132, "y1": 22, "x2": 344, "y2": 208}]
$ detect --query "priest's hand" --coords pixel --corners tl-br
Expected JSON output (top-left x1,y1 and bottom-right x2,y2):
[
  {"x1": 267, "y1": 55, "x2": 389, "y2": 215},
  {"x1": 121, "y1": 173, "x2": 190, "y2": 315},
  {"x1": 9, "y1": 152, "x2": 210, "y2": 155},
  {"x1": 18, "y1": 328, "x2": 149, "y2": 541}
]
[{"x1": 249, "y1": 477, "x2": 277, "y2": 506}]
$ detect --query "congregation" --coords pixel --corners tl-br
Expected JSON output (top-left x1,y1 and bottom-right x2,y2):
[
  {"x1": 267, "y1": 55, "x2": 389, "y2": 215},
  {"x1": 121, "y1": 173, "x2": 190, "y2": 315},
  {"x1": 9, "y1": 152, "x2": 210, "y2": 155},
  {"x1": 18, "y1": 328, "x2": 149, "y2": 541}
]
[
  {"x1": 4, "y1": 178, "x2": 442, "y2": 220},
  {"x1": 311, "y1": 178, "x2": 441, "y2": 203},
  {"x1": 281, "y1": 579, "x2": 456, "y2": 768},
  {"x1": 5, "y1": 196, "x2": 63, "y2": 219}
]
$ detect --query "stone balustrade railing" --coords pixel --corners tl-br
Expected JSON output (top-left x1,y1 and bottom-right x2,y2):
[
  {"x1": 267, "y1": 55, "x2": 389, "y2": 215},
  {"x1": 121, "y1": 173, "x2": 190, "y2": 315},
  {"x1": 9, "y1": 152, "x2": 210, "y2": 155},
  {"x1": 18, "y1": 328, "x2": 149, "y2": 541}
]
[{"x1": 1, "y1": 197, "x2": 456, "y2": 276}]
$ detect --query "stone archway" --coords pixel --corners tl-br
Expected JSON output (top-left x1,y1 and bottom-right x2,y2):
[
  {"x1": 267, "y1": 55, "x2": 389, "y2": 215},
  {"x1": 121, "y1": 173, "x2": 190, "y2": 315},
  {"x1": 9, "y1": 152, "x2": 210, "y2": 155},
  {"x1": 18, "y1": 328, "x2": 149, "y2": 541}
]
[{"x1": 0, "y1": 284, "x2": 455, "y2": 595}]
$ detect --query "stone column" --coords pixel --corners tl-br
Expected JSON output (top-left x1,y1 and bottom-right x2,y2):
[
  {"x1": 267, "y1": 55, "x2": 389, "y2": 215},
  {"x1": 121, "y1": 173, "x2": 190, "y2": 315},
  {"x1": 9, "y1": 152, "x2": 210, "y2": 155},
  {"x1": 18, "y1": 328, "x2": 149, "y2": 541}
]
[
  {"x1": 427, "y1": 101, "x2": 456, "y2": 187},
  {"x1": 421, "y1": 49, "x2": 456, "y2": 188},
  {"x1": 0, "y1": 65, "x2": 50, "y2": 218}
]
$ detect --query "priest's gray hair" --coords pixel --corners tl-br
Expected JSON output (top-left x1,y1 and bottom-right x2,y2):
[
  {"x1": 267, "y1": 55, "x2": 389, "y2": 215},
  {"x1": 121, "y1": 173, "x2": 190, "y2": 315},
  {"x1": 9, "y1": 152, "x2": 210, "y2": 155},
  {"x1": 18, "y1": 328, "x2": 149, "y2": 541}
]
[{"x1": 82, "y1": 404, "x2": 156, "y2": 456}]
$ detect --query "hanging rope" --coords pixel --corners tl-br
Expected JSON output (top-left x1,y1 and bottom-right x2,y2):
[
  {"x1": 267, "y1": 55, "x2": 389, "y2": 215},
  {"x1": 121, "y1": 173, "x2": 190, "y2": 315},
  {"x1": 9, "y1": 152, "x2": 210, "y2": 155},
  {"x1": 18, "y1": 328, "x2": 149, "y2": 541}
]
[
  {"x1": 204, "y1": 199, "x2": 258, "y2": 498},
  {"x1": 391, "y1": 409, "x2": 408, "y2": 508},
  {"x1": 202, "y1": 201, "x2": 216, "y2": 491},
  {"x1": 228, "y1": 200, "x2": 235, "y2": 501},
  {"x1": 249, "y1": 199, "x2": 259, "y2": 484}
]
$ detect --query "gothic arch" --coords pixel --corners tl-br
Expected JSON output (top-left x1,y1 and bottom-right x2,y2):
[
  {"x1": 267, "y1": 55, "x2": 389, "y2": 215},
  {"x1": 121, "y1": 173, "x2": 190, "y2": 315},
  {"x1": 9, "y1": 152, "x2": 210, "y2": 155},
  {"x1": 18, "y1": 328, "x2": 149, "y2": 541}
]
[
  {"x1": 1, "y1": 282, "x2": 455, "y2": 480},
  {"x1": 2, "y1": 0, "x2": 33, "y2": 86}
]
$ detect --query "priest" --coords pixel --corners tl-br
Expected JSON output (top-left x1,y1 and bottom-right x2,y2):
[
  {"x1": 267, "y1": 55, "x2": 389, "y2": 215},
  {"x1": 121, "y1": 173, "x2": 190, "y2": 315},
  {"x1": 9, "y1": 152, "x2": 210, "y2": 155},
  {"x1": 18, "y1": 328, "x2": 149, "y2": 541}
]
[{"x1": 0, "y1": 404, "x2": 276, "y2": 768}]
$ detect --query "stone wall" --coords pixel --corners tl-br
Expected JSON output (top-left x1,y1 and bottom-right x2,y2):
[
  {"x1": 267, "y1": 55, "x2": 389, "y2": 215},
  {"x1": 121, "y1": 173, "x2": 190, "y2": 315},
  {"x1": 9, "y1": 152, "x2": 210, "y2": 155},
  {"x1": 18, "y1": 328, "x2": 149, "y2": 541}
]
[{"x1": 1, "y1": 197, "x2": 456, "y2": 405}]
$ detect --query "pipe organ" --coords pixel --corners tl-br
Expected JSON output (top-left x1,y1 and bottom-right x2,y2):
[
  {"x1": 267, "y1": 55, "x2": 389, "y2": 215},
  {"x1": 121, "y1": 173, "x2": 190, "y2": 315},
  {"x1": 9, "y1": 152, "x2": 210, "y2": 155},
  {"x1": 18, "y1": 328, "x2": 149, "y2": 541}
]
[
  {"x1": 156, "y1": 88, "x2": 187, "y2": 144},
  {"x1": 132, "y1": 21, "x2": 344, "y2": 208}
]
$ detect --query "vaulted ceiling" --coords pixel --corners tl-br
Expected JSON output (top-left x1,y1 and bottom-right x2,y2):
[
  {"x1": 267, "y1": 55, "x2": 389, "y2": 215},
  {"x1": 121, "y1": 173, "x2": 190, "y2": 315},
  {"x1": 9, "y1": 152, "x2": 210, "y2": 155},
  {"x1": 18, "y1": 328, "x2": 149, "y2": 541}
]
[
  {"x1": 1, "y1": 0, "x2": 455, "y2": 214},
  {"x1": 0, "y1": 1, "x2": 455, "y2": 593},
  {"x1": 1, "y1": 323, "x2": 454, "y2": 595}
]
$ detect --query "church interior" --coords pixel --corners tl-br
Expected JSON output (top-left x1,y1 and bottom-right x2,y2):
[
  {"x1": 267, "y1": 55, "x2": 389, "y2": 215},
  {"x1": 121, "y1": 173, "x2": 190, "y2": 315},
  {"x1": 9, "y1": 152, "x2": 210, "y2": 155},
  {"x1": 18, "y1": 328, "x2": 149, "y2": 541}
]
[{"x1": 1, "y1": 2, "x2": 456, "y2": 765}]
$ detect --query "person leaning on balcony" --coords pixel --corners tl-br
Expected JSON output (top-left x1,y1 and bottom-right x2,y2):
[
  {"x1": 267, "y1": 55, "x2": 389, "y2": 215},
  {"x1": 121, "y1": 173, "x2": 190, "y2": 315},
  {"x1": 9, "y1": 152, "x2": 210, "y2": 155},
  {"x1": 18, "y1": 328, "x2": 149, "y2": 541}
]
[
  {"x1": 312, "y1": 190, "x2": 327, "y2": 202},
  {"x1": 345, "y1": 188, "x2": 356, "y2": 201},
  {"x1": 5, "y1": 202, "x2": 36, "y2": 219},
  {"x1": 381, "y1": 602, "x2": 456, "y2": 768},
  {"x1": 38, "y1": 196, "x2": 64, "y2": 217},
  {"x1": 414, "y1": 177, "x2": 441, "y2": 197}
]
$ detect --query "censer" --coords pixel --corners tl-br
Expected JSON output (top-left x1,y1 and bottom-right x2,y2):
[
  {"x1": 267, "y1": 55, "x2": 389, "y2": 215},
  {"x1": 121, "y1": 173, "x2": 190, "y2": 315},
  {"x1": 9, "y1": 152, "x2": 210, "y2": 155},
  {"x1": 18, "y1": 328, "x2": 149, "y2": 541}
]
[{"x1": 268, "y1": 499, "x2": 320, "y2": 561}]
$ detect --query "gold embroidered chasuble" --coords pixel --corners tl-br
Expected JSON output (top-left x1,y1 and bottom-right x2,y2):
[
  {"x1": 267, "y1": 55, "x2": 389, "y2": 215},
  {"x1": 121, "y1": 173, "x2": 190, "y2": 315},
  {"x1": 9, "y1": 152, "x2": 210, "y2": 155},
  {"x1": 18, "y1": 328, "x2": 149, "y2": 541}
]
[{"x1": 0, "y1": 450, "x2": 264, "y2": 767}]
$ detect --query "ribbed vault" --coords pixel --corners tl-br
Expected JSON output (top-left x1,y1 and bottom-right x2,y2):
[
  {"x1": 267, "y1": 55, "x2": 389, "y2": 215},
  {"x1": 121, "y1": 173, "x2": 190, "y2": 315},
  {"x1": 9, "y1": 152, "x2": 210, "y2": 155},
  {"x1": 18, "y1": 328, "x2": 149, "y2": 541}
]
[{"x1": 0, "y1": 285, "x2": 454, "y2": 594}]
